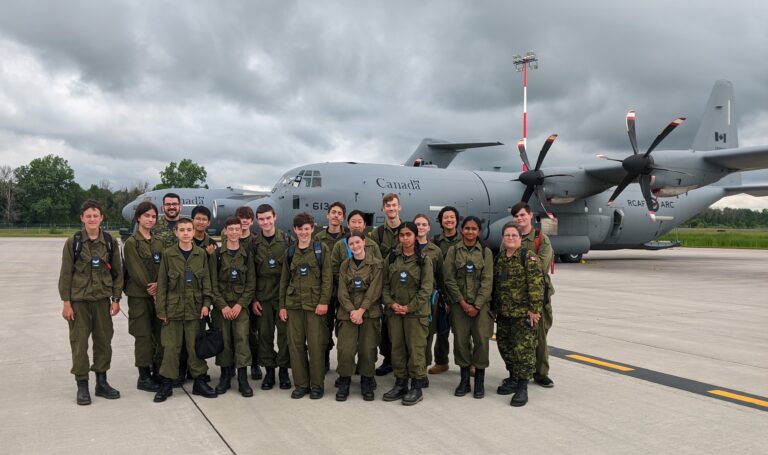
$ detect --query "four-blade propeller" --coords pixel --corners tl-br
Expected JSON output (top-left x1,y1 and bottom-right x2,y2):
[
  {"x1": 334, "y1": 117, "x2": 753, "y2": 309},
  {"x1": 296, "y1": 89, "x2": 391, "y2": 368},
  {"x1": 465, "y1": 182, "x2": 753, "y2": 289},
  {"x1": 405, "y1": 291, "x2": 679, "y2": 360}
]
[
  {"x1": 597, "y1": 110, "x2": 686, "y2": 220},
  {"x1": 513, "y1": 134, "x2": 571, "y2": 219}
]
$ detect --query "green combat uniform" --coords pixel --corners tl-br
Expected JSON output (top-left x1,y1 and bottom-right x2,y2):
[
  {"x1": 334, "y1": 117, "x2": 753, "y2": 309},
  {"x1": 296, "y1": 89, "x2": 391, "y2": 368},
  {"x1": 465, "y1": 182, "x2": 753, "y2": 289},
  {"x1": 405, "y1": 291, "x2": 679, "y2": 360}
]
[
  {"x1": 521, "y1": 229, "x2": 555, "y2": 378},
  {"x1": 336, "y1": 254, "x2": 384, "y2": 378},
  {"x1": 279, "y1": 243, "x2": 332, "y2": 390},
  {"x1": 492, "y1": 248, "x2": 544, "y2": 380},
  {"x1": 313, "y1": 226, "x2": 347, "y2": 355},
  {"x1": 58, "y1": 229, "x2": 123, "y2": 380},
  {"x1": 152, "y1": 216, "x2": 179, "y2": 249},
  {"x1": 429, "y1": 232, "x2": 462, "y2": 367},
  {"x1": 156, "y1": 245, "x2": 214, "y2": 380},
  {"x1": 123, "y1": 230, "x2": 165, "y2": 368},
  {"x1": 253, "y1": 229, "x2": 292, "y2": 369},
  {"x1": 418, "y1": 242, "x2": 443, "y2": 366},
  {"x1": 213, "y1": 244, "x2": 256, "y2": 369},
  {"x1": 442, "y1": 242, "x2": 494, "y2": 369},
  {"x1": 382, "y1": 246, "x2": 433, "y2": 380}
]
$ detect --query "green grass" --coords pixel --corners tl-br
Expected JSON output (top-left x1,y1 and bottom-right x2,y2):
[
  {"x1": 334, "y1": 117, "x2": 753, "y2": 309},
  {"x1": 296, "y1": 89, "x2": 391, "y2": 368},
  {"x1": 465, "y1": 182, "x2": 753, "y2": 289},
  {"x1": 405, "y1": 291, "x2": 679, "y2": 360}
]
[{"x1": 658, "y1": 228, "x2": 768, "y2": 249}]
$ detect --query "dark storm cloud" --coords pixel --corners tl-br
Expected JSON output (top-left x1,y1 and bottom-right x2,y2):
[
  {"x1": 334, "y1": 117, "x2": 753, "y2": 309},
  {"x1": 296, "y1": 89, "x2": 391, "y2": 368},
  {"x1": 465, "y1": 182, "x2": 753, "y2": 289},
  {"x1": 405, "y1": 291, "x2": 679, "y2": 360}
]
[{"x1": 0, "y1": 0, "x2": 767, "y2": 205}]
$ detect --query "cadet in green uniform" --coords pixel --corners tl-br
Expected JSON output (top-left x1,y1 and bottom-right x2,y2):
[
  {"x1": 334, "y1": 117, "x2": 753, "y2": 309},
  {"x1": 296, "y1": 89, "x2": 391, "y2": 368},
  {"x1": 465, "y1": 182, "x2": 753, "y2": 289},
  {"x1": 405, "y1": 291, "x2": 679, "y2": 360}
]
[
  {"x1": 153, "y1": 217, "x2": 217, "y2": 402},
  {"x1": 330, "y1": 210, "x2": 382, "y2": 269},
  {"x1": 235, "y1": 206, "x2": 263, "y2": 381},
  {"x1": 335, "y1": 232, "x2": 384, "y2": 401},
  {"x1": 123, "y1": 201, "x2": 164, "y2": 393},
  {"x1": 381, "y1": 222, "x2": 433, "y2": 406},
  {"x1": 152, "y1": 192, "x2": 182, "y2": 249},
  {"x1": 251, "y1": 203, "x2": 293, "y2": 390},
  {"x1": 429, "y1": 206, "x2": 462, "y2": 375},
  {"x1": 413, "y1": 214, "x2": 442, "y2": 387},
  {"x1": 443, "y1": 216, "x2": 494, "y2": 399},
  {"x1": 212, "y1": 217, "x2": 256, "y2": 397},
  {"x1": 511, "y1": 202, "x2": 555, "y2": 388},
  {"x1": 279, "y1": 212, "x2": 332, "y2": 399},
  {"x1": 313, "y1": 201, "x2": 347, "y2": 372},
  {"x1": 59, "y1": 200, "x2": 123, "y2": 405},
  {"x1": 493, "y1": 222, "x2": 544, "y2": 407},
  {"x1": 369, "y1": 193, "x2": 403, "y2": 376}
]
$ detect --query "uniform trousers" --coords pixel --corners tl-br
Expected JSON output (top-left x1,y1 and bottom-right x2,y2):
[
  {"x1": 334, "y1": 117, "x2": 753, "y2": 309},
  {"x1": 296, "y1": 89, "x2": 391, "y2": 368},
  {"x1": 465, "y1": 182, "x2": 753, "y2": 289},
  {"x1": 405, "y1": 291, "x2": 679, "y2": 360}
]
[
  {"x1": 127, "y1": 296, "x2": 162, "y2": 367},
  {"x1": 214, "y1": 306, "x2": 252, "y2": 368},
  {"x1": 159, "y1": 320, "x2": 208, "y2": 379},
  {"x1": 388, "y1": 315, "x2": 429, "y2": 380},
  {"x1": 286, "y1": 309, "x2": 329, "y2": 389},
  {"x1": 258, "y1": 299, "x2": 290, "y2": 368},
  {"x1": 68, "y1": 299, "x2": 113, "y2": 380},
  {"x1": 336, "y1": 318, "x2": 380, "y2": 378}
]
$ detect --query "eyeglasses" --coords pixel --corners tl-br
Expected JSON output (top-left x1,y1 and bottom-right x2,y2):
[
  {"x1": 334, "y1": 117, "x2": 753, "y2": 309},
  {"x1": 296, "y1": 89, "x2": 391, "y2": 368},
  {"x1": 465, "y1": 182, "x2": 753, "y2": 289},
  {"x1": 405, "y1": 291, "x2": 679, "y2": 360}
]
[
  {"x1": 164, "y1": 203, "x2": 180, "y2": 207},
  {"x1": 502, "y1": 234, "x2": 521, "y2": 238}
]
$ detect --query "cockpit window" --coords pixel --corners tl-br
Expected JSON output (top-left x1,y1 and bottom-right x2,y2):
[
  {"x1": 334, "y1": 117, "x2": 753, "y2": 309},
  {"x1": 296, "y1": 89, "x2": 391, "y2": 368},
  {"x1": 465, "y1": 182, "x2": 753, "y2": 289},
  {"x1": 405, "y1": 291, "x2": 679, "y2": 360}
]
[{"x1": 290, "y1": 170, "x2": 321, "y2": 188}]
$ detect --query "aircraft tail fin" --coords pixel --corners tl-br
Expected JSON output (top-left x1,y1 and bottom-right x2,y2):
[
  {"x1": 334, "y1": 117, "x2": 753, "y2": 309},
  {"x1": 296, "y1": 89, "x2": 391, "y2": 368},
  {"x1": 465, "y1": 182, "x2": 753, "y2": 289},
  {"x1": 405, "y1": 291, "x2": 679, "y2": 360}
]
[
  {"x1": 402, "y1": 139, "x2": 502, "y2": 168},
  {"x1": 692, "y1": 80, "x2": 738, "y2": 151}
]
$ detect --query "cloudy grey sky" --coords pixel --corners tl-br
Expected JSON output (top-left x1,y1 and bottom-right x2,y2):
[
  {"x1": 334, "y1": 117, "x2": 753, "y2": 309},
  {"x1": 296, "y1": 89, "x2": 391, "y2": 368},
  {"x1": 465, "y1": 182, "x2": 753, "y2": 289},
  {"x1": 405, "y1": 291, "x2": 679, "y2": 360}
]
[{"x1": 1, "y1": 0, "x2": 767, "y2": 208}]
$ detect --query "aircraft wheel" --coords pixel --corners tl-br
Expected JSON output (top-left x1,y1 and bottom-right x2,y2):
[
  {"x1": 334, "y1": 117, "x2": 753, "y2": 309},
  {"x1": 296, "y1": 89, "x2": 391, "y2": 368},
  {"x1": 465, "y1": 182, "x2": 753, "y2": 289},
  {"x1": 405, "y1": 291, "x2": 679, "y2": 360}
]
[{"x1": 559, "y1": 253, "x2": 582, "y2": 263}]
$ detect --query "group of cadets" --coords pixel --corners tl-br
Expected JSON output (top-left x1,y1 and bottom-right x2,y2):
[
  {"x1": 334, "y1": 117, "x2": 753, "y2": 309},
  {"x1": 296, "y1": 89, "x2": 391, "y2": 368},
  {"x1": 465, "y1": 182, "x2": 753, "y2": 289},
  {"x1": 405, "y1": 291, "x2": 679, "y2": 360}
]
[{"x1": 59, "y1": 192, "x2": 555, "y2": 408}]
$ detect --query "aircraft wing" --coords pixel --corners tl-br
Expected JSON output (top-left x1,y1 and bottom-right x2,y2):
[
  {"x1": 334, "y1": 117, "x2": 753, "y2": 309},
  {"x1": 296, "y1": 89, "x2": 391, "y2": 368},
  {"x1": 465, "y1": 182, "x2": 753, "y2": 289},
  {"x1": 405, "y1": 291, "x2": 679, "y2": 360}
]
[
  {"x1": 702, "y1": 145, "x2": 768, "y2": 171},
  {"x1": 722, "y1": 182, "x2": 768, "y2": 197}
]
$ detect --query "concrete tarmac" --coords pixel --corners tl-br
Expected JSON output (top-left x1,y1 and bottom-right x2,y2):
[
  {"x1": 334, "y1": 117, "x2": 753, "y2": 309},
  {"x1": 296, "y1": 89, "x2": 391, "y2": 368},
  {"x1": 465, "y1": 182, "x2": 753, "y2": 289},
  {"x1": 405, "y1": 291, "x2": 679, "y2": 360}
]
[{"x1": 1, "y1": 238, "x2": 766, "y2": 454}]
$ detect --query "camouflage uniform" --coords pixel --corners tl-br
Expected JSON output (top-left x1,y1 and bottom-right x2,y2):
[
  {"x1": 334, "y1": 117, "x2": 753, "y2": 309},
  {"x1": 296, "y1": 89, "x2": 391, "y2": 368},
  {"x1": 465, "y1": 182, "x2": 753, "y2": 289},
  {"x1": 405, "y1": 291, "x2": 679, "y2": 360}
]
[
  {"x1": 492, "y1": 248, "x2": 544, "y2": 380},
  {"x1": 521, "y1": 229, "x2": 555, "y2": 377},
  {"x1": 151, "y1": 216, "x2": 179, "y2": 249}
]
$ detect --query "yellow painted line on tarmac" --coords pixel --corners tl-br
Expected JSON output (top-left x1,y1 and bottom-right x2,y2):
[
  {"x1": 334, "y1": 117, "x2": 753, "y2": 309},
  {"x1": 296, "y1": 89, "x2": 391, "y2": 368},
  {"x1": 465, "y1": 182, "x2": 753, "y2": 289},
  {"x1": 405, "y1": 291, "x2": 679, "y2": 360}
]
[
  {"x1": 709, "y1": 390, "x2": 768, "y2": 408},
  {"x1": 566, "y1": 354, "x2": 635, "y2": 372}
]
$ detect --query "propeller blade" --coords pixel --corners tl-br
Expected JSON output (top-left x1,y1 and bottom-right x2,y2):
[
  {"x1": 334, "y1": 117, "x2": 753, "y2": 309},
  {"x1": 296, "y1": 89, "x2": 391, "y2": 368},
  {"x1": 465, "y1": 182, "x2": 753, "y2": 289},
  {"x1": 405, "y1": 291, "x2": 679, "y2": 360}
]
[
  {"x1": 533, "y1": 185, "x2": 553, "y2": 219},
  {"x1": 639, "y1": 175, "x2": 659, "y2": 217},
  {"x1": 607, "y1": 173, "x2": 637, "y2": 205},
  {"x1": 534, "y1": 134, "x2": 558, "y2": 171},
  {"x1": 596, "y1": 154, "x2": 624, "y2": 162},
  {"x1": 517, "y1": 140, "x2": 531, "y2": 171},
  {"x1": 626, "y1": 110, "x2": 638, "y2": 155},
  {"x1": 649, "y1": 166, "x2": 690, "y2": 175},
  {"x1": 521, "y1": 186, "x2": 534, "y2": 203},
  {"x1": 644, "y1": 117, "x2": 686, "y2": 157}
]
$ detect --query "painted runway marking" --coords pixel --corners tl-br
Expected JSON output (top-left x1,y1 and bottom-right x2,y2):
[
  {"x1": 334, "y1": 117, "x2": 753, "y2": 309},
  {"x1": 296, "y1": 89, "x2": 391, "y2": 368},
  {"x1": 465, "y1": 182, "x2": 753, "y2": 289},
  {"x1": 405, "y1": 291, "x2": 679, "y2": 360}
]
[{"x1": 550, "y1": 346, "x2": 767, "y2": 412}]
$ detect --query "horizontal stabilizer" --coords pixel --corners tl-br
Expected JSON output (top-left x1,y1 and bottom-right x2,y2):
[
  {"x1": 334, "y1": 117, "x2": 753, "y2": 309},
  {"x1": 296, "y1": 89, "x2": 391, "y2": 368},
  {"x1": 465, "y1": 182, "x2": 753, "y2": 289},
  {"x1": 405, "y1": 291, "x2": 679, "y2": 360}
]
[
  {"x1": 403, "y1": 139, "x2": 503, "y2": 168},
  {"x1": 703, "y1": 145, "x2": 768, "y2": 171},
  {"x1": 722, "y1": 183, "x2": 768, "y2": 197}
]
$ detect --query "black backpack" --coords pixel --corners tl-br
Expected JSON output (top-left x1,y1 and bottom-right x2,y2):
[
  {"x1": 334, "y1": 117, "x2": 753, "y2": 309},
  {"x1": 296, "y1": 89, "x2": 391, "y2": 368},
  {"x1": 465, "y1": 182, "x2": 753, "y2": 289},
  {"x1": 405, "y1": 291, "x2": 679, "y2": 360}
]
[
  {"x1": 73, "y1": 230, "x2": 117, "y2": 279},
  {"x1": 286, "y1": 241, "x2": 323, "y2": 269}
]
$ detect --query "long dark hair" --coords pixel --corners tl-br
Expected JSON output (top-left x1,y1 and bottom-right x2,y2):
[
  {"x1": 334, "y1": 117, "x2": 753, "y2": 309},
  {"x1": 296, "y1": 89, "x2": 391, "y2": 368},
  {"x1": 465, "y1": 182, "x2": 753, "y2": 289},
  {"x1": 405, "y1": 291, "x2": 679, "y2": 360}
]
[{"x1": 134, "y1": 201, "x2": 159, "y2": 223}]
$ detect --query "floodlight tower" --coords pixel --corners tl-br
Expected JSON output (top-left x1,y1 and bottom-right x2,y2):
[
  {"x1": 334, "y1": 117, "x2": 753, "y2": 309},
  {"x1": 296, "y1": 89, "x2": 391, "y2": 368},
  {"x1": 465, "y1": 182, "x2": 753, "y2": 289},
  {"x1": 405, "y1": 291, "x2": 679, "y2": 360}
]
[{"x1": 513, "y1": 51, "x2": 538, "y2": 159}]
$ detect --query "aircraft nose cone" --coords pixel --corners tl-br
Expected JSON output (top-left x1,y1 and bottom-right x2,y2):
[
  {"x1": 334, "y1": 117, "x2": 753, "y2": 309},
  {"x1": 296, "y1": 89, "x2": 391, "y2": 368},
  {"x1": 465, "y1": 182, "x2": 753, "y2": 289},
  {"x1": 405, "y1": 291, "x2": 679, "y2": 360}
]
[{"x1": 122, "y1": 202, "x2": 137, "y2": 223}]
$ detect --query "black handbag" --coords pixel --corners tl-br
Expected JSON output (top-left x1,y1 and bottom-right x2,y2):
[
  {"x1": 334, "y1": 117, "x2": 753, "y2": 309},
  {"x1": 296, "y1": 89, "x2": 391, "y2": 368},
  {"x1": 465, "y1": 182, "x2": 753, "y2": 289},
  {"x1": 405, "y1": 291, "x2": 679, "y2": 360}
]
[{"x1": 195, "y1": 315, "x2": 224, "y2": 359}]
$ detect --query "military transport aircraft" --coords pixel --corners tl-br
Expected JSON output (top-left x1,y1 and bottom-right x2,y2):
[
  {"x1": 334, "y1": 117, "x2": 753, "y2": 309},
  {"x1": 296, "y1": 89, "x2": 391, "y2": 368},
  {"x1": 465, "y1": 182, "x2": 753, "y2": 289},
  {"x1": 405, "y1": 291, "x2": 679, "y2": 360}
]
[
  {"x1": 123, "y1": 80, "x2": 768, "y2": 262},
  {"x1": 120, "y1": 186, "x2": 269, "y2": 236}
]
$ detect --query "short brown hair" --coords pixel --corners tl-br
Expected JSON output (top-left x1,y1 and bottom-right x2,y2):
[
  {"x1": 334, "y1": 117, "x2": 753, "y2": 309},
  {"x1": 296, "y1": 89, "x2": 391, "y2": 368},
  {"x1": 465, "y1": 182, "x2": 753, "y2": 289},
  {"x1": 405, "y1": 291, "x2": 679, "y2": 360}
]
[
  {"x1": 510, "y1": 202, "x2": 532, "y2": 217},
  {"x1": 382, "y1": 193, "x2": 399, "y2": 207},
  {"x1": 235, "y1": 206, "x2": 254, "y2": 220},
  {"x1": 293, "y1": 212, "x2": 315, "y2": 228},
  {"x1": 329, "y1": 201, "x2": 346, "y2": 215},
  {"x1": 224, "y1": 216, "x2": 241, "y2": 228},
  {"x1": 80, "y1": 199, "x2": 103, "y2": 216}
]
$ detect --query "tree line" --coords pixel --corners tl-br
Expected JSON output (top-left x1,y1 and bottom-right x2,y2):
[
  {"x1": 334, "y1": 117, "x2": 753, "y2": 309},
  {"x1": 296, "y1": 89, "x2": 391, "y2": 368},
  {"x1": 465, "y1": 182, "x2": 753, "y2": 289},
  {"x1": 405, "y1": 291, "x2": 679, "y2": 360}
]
[
  {"x1": 682, "y1": 207, "x2": 768, "y2": 228},
  {"x1": 0, "y1": 155, "x2": 207, "y2": 226}
]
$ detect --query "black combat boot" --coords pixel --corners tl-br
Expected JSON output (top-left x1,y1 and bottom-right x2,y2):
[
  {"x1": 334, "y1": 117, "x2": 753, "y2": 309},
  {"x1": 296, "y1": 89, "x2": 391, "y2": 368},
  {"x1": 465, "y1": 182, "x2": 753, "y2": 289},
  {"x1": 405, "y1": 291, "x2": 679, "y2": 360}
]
[
  {"x1": 251, "y1": 363, "x2": 262, "y2": 380},
  {"x1": 454, "y1": 367, "x2": 471, "y2": 397},
  {"x1": 309, "y1": 386, "x2": 324, "y2": 400},
  {"x1": 278, "y1": 367, "x2": 292, "y2": 389},
  {"x1": 402, "y1": 378, "x2": 423, "y2": 406},
  {"x1": 497, "y1": 371, "x2": 518, "y2": 395},
  {"x1": 237, "y1": 367, "x2": 253, "y2": 397},
  {"x1": 215, "y1": 366, "x2": 233, "y2": 394},
  {"x1": 192, "y1": 375, "x2": 217, "y2": 398},
  {"x1": 473, "y1": 368, "x2": 485, "y2": 399},
  {"x1": 510, "y1": 379, "x2": 528, "y2": 407},
  {"x1": 534, "y1": 373, "x2": 554, "y2": 388},
  {"x1": 291, "y1": 386, "x2": 310, "y2": 399},
  {"x1": 261, "y1": 367, "x2": 276, "y2": 390},
  {"x1": 335, "y1": 376, "x2": 351, "y2": 401},
  {"x1": 153, "y1": 377, "x2": 173, "y2": 402},
  {"x1": 151, "y1": 362, "x2": 162, "y2": 384},
  {"x1": 137, "y1": 367, "x2": 160, "y2": 392},
  {"x1": 360, "y1": 376, "x2": 375, "y2": 401},
  {"x1": 172, "y1": 367, "x2": 185, "y2": 388},
  {"x1": 94, "y1": 372, "x2": 120, "y2": 399},
  {"x1": 382, "y1": 377, "x2": 409, "y2": 401},
  {"x1": 76, "y1": 379, "x2": 91, "y2": 406}
]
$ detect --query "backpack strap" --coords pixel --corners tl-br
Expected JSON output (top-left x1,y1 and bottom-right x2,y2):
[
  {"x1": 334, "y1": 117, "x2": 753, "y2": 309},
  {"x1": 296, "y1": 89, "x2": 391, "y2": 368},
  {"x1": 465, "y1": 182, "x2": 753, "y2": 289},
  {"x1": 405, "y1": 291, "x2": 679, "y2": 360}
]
[
  {"x1": 343, "y1": 238, "x2": 352, "y2": 258},
  {"x1": 377, "y1": 225, "x2": 385, "y2": 245},
  {"x1": 313, "y1": 241, "x2": 323, "y2": 269},
  {"x1": 286, "y1": 245, "x2": 296, "y2": 267}
]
